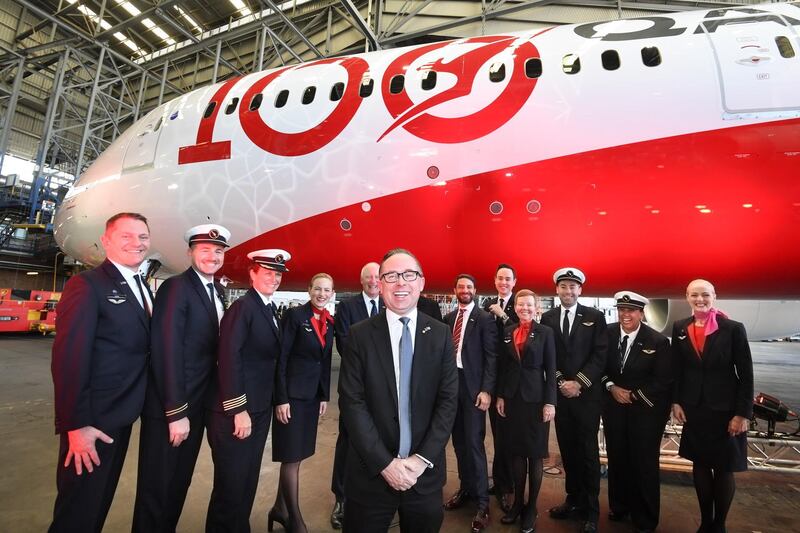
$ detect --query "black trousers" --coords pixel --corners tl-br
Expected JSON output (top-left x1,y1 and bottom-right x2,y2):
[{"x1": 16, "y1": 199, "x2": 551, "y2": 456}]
[
  {"x1": 205, "y1": 409, "x2": 271, "y2": 533},
  {"x1": 603, "y1": 402, "x2": 669, "y2": 530},
  {"x1": 452, "y1": 370, "x2": 489, "y2": 507},
  {"x1": 489, "y1": 398, "x2": 512, "y2": 493},
  {"x1": 343, "y1": 488, "x2": 443, "y2": 533},
  {"x1": 331, "y1": 416, "x2": 348, "y2": 500},
  {"x1": 132, "y1": 410, "x2": 206, "y2": 532},
  {"x1": 49, "y1": 425, "x2": 132, "y2": 533},
  {"x1": 554, "y1": 393, "x2": 602, "y2": 521}
]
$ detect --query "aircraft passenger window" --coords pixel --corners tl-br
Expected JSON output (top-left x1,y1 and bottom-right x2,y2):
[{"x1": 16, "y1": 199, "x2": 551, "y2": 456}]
[
  {"x1": 225, "y1": 97, "x2": 239, "y2": 115},
  {"x1": 203, "y1": 101, "x2": 217, "y2": 119},
  {"x1": 390, "y1": 75, "x2": 405, "y2": 94},
  {"x1": 525, "y1": 58, "x2": 543, "y2": 78},
  {"x1": 562, "y1": 54, "x2": 580, "y2": 75},
  {"x1": 359, "y1": 78, "x2": 374, "y2": 98},
  {"x1": 489, "y1": 63, "x2": 506, "y2": 83},
  {"x1": 302, "y1": 86, "x2": 316, "y2": 105},
  {"x1": 330, "y1": 82, "x2": 345, "y2": 101},
  {"x1": 641, "y1": 47, "x2": 662, "y2": 67},
  {"x1": 776, "y1": 36, "x2": 796, "y2": 58},
  {"x1": 421, "y1": 70, "x2": 437, "y2": 90},
  {"x1": 275, "y1": 90, "x2": 289, "y2": 108},
  {"x1": 249, "y1": 93, "x2": 263, "y2": 111},
  {"x1": 601, "y1": 50, "x2": 620, "y2": 71}
]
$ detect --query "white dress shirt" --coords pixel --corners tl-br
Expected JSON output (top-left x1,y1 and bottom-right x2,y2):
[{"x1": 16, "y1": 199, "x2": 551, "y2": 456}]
[
  {"x1": 618, "y1": 324, "x2": 641, "y2": 372},
  {"x1": 110, "y1": 260, "x2": 152, "y2": 311},
  {"x1": 386, "y1": 308, "x2": 417, "y2": 397},
  {"x1": 560, "y1": 303, "x2": 578, "y2": 335},
  {"x1": 361, "y1": 291, "x2": 380, "y2": 316}
]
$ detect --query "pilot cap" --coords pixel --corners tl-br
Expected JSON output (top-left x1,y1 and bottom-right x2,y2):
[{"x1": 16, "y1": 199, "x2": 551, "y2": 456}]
[
  {"x1": 247, "y1": 249, "x2": 291, "y2": 272},
  {"x1": 553, "y1": 267, "x2": 585, "y2": 285},
  {"x1": 614, "y1": 291, "x2": 649, "y2": 310},
  {"x1": 185, "y1": 224, "x2": 231, "y2": 248}
]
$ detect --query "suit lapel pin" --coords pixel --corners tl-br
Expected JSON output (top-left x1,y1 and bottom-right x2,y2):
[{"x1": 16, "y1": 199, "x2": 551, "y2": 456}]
[
  {"x1": 678, "y1": 335, "x2": 687, "y2": 340},
  {"x1": 642, "y1": 349, "x2": 656, "y2": 354},
  {"x1": 422, "y1": 326, "x2": 431, "y2": 334},
  {"x1": 582, "y1": 321, "x2": 594, "y2": 326},
  {"x1": 504, "y1": 338, "x2": 512, "y2": 343}
]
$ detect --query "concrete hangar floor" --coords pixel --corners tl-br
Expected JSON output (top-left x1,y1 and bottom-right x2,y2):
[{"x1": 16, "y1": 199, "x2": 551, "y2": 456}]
[{"x1": 1, "y1": 336, "x2": 798, "y2": 532}]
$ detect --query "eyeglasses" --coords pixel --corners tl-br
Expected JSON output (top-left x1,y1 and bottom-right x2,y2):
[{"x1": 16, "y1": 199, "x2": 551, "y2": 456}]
[{"x1": 380, "y1": 270, "x2": 422, "y2": 283}]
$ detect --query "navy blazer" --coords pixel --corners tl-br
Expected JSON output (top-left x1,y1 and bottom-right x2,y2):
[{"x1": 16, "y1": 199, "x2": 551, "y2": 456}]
[
  {"x1": 275, "y1": 302, "x2": 334, "y2": 404},
  {"x1": 444, "y1": 305, "x2": 498, "y2": 398},
  {"x1": 601, "y1": 323, "x2": 672, "y2": 413},
  {"x1": 338, "y1": 310, "x2": 458, "y2": 497},
  {"x1": 497, "y1": 321, "x2": 557, "y2": 406},
  {"x1": 334, "y1": 294, "x2": 382, "y2": 355},
  {"x1": 210, "y1": 288, "x2": 280, "y2": 415},
  {"x1": 52, "y1": 259, "x2": 151, "y2": 434},
  {"x1": 541, "y1": 304, "x2": 608, "y2": 395},
  {"x1": 144, "y1": 268, "x2": 225, "y2": 421},
  {"x1": 671, "y1": 315, "x2": 753, "y2": 418}
]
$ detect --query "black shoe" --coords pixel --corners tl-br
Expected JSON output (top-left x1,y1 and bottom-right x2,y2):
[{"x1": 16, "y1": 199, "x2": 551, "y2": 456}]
[
  {"x1": 471, "y1": 507, "x2": 490, "y2": 533},
  {"x1": 580, "y1": 521, "x2": 598, "y2": 532},
  {"x1": 267, "y1": 507, "x2": 288, "y2": 532},
  {"x1": 608, "y1": 510, "x2": 629, "y2": 522},
  {"x1": 330, "y1": 500, "x2": 344, "y2": 529},
  {"x1": 520, "y1": 506, "x2": 537, "y2": 533},
  {"x1": 497, "y1": 492, "x2": 513, "y2": 513},
  {"x1": 501, "y1": 504, "x2": 522, "y2": 525},
  {"x1": 549, "y1": 501, "x2": 579, "y2": 520},
  {"x1": 444, "y1": 488, "x2": 471, "y2": 510}
]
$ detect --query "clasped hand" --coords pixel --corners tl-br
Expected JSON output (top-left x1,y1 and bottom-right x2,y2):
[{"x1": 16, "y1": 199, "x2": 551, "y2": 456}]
[{"x1": 381, "y1": 456, "x2": 426, "y2": 491}]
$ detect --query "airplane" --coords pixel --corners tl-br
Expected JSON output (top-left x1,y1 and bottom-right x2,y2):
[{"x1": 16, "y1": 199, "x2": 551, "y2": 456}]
[{"x1": 53, "y1": 3, "x2": 800, "y2": 339}]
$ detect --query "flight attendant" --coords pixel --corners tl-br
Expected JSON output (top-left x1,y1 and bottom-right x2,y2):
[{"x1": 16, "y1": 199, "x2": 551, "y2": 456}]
[
  {"x1": 134, "y1": 224, "x2": 231, "y2": 532},
  {"x1": 671, "y1": 279, "x2": 753, "y2": 533},
  {"x1": 205, "y1": 249, "x2": 290, "y2": 533},
  {"x1": 270, "y1": 273, "x2": 335, "y2": 533},
  {"x1": 496, "y1": 290, "x2": 556, "y2": 533},
  {"x1": 601, "y1": 291, "x2": 672, "y2": 533}
]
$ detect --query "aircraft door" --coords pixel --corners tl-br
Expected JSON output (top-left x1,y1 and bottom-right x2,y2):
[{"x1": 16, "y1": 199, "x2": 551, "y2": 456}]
[
  {"x1": 701, "y1": 16, "x2": 800, "y2": 115},
  {"x1": 122, "y1": 106, "x2": 165, "y2": 172}
]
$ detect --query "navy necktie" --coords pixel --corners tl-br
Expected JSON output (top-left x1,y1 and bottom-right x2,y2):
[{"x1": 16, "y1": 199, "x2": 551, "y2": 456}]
[
  {"x1": 398, "y1": 316, "x2": 413, "y2": 458},
  {"x1": 370, "y1": 299, "x2": 378, "y2": 317},
  {"x1": 134, "y1": 274, "x2": 151, "y2": 316},
  {"x1": 562, "y1": 309, "x2": 570, "y2": 341},
  {"x1": 619, "y1": 335, "x2": 629, "y2": 373}
]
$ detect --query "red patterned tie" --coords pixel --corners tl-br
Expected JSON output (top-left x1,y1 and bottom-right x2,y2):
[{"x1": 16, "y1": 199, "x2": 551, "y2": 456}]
[{"x1": 452, "y1": 307, "x2": 466, "y2": 356}]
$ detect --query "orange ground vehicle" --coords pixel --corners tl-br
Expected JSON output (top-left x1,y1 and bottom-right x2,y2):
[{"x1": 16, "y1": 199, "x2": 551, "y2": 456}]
[{"x1": 0, "y1": 288, "x2": 60, "y2": 334}]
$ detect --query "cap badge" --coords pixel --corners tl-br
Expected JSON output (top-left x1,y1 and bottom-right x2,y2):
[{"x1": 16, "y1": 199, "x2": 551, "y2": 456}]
[
  {"x1": 274, "y1": 254, "x2": 284, "y2": 263},
  {"x1": 209, "y1": 229, "x2": 220, "y2": 239}
]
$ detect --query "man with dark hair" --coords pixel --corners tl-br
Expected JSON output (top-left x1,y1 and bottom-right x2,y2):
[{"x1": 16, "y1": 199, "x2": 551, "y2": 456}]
[
  {"x1": 443, "y1": 274, "x2": 497, "y2": 532},
  {"x1": 133, "y1": 224, "x2": 231, "y2": 532},
  {"x1": 329, "y1": 261, "x2": 383, "y2": 528},
  {"x1": 50, "y1": 212, "x2": 152, "y2": 532},
  {"x1": 541, "y1": 268, "x2": 608, "y2": 533},
  {"x1": 339, "y1": 248, "x2": 458, "y2": 532},
  {"x1": 482, "y1": 263, "x2": 518, "y2": 510}
]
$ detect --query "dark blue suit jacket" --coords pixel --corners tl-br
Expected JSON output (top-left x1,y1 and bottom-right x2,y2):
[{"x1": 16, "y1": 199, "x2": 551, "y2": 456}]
[
  {"x1": 338, "y1": 310, "x2": 458, "y2": 497},
  {"x1": 497, "y1": 322, "x2": 557, "y2": 405},
  {"x1": 671, "y1": 315, "x2": 753, "y2": 418},
  {"x1": 210, "y1": 288, "x2": 280, "y2": 415},
  {"x1": 52, "y1": 259, "x2": 151, "y2": 434},
  {"x1": 334, "y1": 294, "x2": 382, "y2": 355},
  {"x1": 144, "y1": 268, "x2": 225, "y2": 421},
  {"x1": 275, "y1": 302, "x2": 334, "y2": 404},
  {"x1": 444, "y1": 305, "x2": 498, "y2": 399}
]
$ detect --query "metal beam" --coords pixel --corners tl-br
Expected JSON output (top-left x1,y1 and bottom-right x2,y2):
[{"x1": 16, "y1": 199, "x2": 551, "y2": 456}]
[
  {"x1": 75, "y1": 47, "x2": 105, "y2": 177},
  {"x1": 260, "y1": 0, "x2": 325, "y2": 58},
  {"x1": 0, "y1": 57, "x2": 25, "y2": 171},
  {"x1": 340, "y1": 0, "x2": 381, "y2": 50}
]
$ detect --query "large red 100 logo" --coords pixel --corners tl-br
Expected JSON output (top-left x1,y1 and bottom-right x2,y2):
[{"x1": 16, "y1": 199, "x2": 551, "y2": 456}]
[
  {"x1": 380, "y1": 36, "x2": 541, "y2": 144},
  {"x1": 177, "y1": 35, "x2": 542, "y2": 163}
]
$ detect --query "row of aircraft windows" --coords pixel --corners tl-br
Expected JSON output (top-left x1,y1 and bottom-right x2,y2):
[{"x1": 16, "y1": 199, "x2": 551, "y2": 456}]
[{"x1": 201, "y1": 37, "x2": 796, "y2": 119}]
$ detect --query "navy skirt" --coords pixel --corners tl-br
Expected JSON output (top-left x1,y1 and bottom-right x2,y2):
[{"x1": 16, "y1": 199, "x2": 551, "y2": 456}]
[
  {"x1": 505, "y1": 391, "x2": 550, "y2": 459},
  {"x1": 679, "y1": 404, "x2": 748, "y2": 472},
  {"x1": 272, "y1": 398, "x2": 321, "y2": 462}
]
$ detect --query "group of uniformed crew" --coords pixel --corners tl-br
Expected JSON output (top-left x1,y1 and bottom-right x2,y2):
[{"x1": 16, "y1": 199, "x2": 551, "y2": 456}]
[{"x1": 48, "y1": 211, "x2": 753, "y2": 533}]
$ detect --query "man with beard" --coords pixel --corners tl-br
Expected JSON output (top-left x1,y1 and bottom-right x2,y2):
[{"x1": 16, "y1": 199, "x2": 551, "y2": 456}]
[
  {"x1": 330, "y1": 262, "x2": 383, "y2": 528},
  {"x1": 443, "y1": 274, "x2": 497, "y2": 532},
  {"x1": 133, "y1": 224, "x2": 231, "y2": 531},
  {"x1": 541, "y1": 268, "x2": 607, "y2": 533}
]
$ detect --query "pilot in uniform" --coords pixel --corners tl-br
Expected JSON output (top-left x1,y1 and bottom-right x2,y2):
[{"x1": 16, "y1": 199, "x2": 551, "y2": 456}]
[
  {"x1": 133, "y1": 224, "x2": 231, "y2": 532},
  {"x1": 540, "y1": 268, "x2": 607, "y2": 533},
  {"x1": 601, "y1": 292, "x2": 672, "y2": 533},
  {"x1": 205, "y1": 249, "x2": 290, "y2": 533}
]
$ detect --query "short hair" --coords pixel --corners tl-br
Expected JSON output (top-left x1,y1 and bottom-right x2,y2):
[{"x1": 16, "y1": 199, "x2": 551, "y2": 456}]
[
  {"x1": 516, "y1": 289, "x2": 538, "y2": 301},
  {"x1": 380, "y1": 248, "x2": 423, "y2": 275},
  {"x1": 495, "y1": 263, "x2": 516, "y2": 279},
  {"x1": 453, "y1": 273, "x2": 476, "y2": 287},
  {"x1": 309, "y1": 272, "x2": 334, "y2": 289},
  {"x1": 105, "y1": 212, "x2": 149, "y2": 232}
]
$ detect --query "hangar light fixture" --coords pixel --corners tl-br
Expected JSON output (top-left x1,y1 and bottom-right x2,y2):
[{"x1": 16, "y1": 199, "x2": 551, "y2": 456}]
[
  {"x1": 229, "y1": 0, "x2": 252, "y2": 17},
  {"x1": 174, "y1": 6, "x2": 203, "y2": 33}
]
